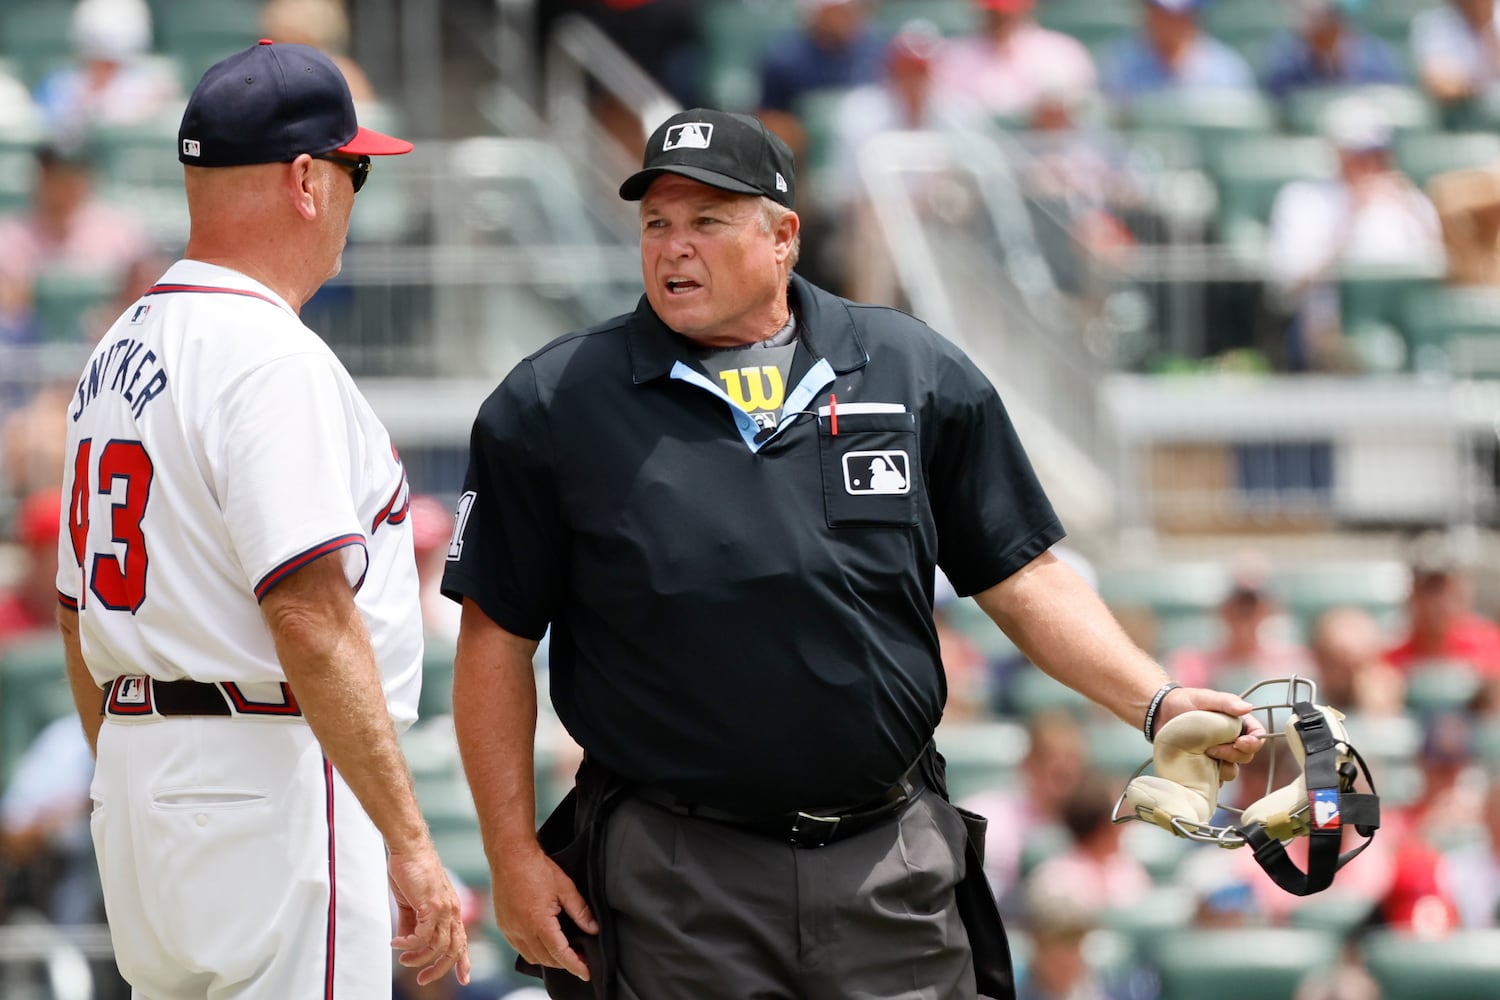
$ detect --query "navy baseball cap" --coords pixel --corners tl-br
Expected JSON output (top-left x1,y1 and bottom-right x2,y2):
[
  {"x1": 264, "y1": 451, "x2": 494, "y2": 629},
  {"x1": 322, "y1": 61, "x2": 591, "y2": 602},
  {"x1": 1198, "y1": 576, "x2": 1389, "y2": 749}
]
[
  {"x1": 178, "y1": 40, "x2": 412, "y2": 166},
  {"x1": 619, "y1": 108, "x2": 796, "y2": 209}
]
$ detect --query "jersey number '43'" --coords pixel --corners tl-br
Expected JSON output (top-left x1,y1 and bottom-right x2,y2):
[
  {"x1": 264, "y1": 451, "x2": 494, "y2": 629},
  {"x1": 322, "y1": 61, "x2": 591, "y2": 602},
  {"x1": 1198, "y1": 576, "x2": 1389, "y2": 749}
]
[{"x1": 68, "y1": 438, "x2": 154, "y2": 612}]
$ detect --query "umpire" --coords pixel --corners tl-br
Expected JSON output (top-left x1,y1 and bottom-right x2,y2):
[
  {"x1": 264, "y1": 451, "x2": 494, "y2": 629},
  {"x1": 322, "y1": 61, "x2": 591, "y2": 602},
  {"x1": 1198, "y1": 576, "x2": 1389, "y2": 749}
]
[{"x1": 441, "y1": 108, "x2": 1262, "y2": 999}]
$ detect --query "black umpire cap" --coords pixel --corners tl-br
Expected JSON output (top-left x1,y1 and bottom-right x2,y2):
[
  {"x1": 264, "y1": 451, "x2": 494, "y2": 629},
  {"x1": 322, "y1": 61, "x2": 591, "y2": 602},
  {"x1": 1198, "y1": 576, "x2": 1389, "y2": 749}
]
[{"x1": 619, "y1": 108, "x2": 796, "y2": 209}]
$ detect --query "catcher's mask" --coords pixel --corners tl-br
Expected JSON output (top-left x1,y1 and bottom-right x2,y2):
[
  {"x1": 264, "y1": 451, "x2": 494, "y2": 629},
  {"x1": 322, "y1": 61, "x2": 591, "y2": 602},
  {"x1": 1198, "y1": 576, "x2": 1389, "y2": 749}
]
[{"x1": 1112, "y1": 676, "x2": 1381, "y2": 896}]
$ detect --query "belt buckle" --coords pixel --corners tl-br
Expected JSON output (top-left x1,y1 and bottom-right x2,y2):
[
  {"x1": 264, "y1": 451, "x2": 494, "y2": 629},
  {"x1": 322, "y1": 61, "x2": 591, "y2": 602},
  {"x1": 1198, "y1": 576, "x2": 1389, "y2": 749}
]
[{"x1": 790, "y1": 811, "x2": 840, "y2": 848}]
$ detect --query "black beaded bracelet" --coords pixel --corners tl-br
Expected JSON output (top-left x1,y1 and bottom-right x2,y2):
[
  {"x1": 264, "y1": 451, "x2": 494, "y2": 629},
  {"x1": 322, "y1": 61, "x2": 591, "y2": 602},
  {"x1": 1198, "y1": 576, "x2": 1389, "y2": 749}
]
[{"x1": 1143, "y1": 682, "x2": 1181, "y2": 743}]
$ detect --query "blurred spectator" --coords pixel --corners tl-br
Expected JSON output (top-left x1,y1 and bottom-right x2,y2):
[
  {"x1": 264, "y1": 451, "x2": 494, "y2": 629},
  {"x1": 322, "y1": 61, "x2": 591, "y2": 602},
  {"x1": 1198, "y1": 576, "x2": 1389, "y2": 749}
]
[
  {"x1": 1100, "y1": 0, "x2": 1257, "y2": 105},
  {"x1": 960, "y1": 710, "x2": 1087, "y2": 899},
  {"x1": 758, "y1": 0, "x2": 887, "y2": 291},
  {"x1": 1401, "y1": 711, "x2": 1486, "y2": 839},
  {"x1": 1377, "y1": 835, "x2": 1461, "y2": 935},
  {"x1": 1293, "y1": 953, "x2": 1384, "y2": 1000},
  {"x1": 410, "y1": 494, "x2": 461, "y2": 647},
  {"x1": 1178, "y1": 847, "x2": 1263, "y2": 927},
  {"x1": 757, "y1": 0, "x2": 886, "y2": 160},
  {"x1": 1264, "y1": 97, "x2": 1442, "y2": 371},
  {"x1": 1410, "y1": 0, "x2": 1500, "y2": 111},
  {"x1": 1387, "y1": 530, "x2": 1500, "y2": 676},
  {"x1": 1261, "y1": 0, "x2": 1406, "y2": 104},
  {"x1": 0, "y1": 489, "x2": 62, "y2": 649},
  {"x1": 1428, "y1": 156, "x2": 1500, "y2": 286},
  {"x1": 1015, "y1": 873, "x2": 1150, "y2": 1000},
  {"x1": 936, "y1": 0, "x2": 1098, "y2": 122},
  {"x1": 1310, "y1": 606, "x2": 1407, "y2": 717},
  {"x1": 1444, "y1": 777, "x2": 1500, "y2": 927},
  {"x1": 0, "y1": 382, "x2": 71, "y2": 499},
  {"x1": 0, "y1": 715, "x2": 97, "y2": 925},
  {"x1": 1168, "y1": 551, "x2": 1312, "y2": 692},
  {"x1": 0, "y1": 716, "x2": 98, "y2": 929},
  {"x1": 0, "y1": 140, "x2": 156, "y2": 332},
  {"x1": 261, "y1": 0, "x2": 376, "y2": 102},
  {"x1": 1029, "y1": 776, "x2": 1153, "y2": 912},
  {"x1": 827, "y1": 20, "x2": 979, "y2": 295},
  {"x1": 32, "y1": 0, "x2": 181, "y2": 136}
]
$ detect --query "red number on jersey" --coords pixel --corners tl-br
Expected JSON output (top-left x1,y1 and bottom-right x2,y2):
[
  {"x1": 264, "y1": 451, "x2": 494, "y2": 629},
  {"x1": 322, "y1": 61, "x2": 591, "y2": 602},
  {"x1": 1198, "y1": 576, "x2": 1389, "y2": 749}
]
[{"x1": 69, "y1": 439, "x2": 155, "y2": 612}]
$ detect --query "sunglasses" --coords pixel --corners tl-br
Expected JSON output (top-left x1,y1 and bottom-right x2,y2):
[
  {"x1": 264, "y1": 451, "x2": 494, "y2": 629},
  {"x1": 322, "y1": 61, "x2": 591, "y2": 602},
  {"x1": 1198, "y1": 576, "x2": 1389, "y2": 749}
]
[{"x1": 312, "y1": 152, "x2": 371, "y2": 194}]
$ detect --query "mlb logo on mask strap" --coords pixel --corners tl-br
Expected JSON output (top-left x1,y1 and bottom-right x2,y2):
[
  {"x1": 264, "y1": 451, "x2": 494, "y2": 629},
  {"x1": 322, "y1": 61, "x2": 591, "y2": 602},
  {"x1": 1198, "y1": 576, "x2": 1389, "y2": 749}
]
[
  {"x1": 664, "y1": 123, "x2": 713, "y2": 151},
  {"x1": 842, "y1": 451, "x2": 911, "y2": 496}
]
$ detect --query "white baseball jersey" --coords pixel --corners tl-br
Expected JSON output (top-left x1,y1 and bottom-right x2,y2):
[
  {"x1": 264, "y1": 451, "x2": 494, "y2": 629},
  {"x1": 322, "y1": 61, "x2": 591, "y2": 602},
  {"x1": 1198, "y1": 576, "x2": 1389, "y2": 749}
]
[{"x1": 56, "y1": 259, "x2": 422, "y2": 727}]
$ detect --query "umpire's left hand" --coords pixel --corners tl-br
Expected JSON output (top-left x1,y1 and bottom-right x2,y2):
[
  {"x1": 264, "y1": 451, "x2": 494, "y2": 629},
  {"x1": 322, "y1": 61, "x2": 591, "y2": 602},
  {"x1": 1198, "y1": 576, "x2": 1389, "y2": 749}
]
[{"x1": 389, "y1": 843, "x2": 472, "y2": 987}]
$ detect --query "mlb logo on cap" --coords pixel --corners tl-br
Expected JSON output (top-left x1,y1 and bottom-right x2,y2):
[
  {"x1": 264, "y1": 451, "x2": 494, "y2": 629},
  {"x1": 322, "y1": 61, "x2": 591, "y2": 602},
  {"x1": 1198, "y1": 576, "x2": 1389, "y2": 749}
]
[
  {"x1": 182, "y1": 138, "x2": 200, "y2": 157},
  {"x1": 664, "y1": 122, "x2": 713, "y2": 151}
]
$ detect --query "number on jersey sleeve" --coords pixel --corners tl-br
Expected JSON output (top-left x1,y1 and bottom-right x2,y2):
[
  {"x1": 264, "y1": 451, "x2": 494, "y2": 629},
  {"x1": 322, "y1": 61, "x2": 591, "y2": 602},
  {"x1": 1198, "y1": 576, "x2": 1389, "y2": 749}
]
[{"x1": 69, "y1": 439, "x2": 155, "y2": 612}]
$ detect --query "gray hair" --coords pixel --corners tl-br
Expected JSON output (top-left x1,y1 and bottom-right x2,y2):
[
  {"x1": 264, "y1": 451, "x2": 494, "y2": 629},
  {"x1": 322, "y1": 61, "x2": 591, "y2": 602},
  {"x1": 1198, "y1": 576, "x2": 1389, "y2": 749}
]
[{"x1": 757, "y1": 196, "x2": 801, "y2": 269}]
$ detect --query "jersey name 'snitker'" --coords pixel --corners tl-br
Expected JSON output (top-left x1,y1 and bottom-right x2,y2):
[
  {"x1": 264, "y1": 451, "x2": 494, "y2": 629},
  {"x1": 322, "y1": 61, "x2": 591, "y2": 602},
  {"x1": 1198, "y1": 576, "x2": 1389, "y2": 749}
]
[
  {"x1": 443, "y1": 274, "x2": 1063, "y2": 814},
  {"x1": 56, "y1": 260, "x2": 422, "y2": 726}
]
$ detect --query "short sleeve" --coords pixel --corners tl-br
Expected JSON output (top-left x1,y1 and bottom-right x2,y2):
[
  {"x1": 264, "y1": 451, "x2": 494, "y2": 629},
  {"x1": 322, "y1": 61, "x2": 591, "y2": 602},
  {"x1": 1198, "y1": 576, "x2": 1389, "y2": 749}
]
[
  {"x1": 440, "y1": 360, "x2": 564, "y2": 640},
  {"x1": 206, "y1": 353, "x2": 368, "y2": 599},
  {"x1": 925, "y1": 349, "x2": 1064, "y2": 597}
]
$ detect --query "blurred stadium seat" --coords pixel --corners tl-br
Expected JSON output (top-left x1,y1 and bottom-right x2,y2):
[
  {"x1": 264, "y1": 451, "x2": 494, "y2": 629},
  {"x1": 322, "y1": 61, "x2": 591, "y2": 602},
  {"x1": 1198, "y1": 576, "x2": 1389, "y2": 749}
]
[
  {"x1": 873, "y1": 0, "x2": 977, "y2": 35},
  {"x1": 934, "y1": 717, "x2": 1027, "y2": 802},
  {"x1": 1283, "y1": 84, "x2": 1438, "y2": 137},
  {"x1": 1398, "y1": 284, "x2": 1500, "y2": 376},
  {"x1": 699, "y1": 0, "x2": 799, "y2": 111},
  {"x1": 1402, "y1": 658, "x2": 1486, "y2": 716},
  {"x1": 1361, "y1": 929, "x2": 1500, "y2": 1000},
  {"x1": 1037, "y1": 0, "x2": 1138, "y2": 55},
  {"x1": 32, "y1": 269, "x2": 117, "y2": 343},
  {"x1": 1202, "y1": 0, "x2": 1297, "y2": 64},
  {"x1": 0, "y1": 635, "x2": 74, "y2": 789},
  {"x1": 0, "y1": 0, "x2": 75, "y2": 89},
  {"x1": 1207, "y1": 133, "x2": 1335, "y2": 254},
  {"x1": 151, "y1": 0, "x2": 265, "y2": 93},
  {"x1": 1151, "y1": 928, "x2": 1340, "y2": 1000},
  {"x1": 1397, "y1": 130, "x2": 1500, "y2": 191}
]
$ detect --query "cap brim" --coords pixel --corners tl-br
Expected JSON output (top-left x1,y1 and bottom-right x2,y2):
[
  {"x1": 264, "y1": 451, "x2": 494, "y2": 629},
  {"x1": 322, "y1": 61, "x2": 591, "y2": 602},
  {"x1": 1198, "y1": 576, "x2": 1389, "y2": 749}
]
[
  {"x1": 619, "y1": 165, "x2": 761, "y2": 201},
  {"x1": 336, "y1": 125, "x2": 413, "y2": 157}
]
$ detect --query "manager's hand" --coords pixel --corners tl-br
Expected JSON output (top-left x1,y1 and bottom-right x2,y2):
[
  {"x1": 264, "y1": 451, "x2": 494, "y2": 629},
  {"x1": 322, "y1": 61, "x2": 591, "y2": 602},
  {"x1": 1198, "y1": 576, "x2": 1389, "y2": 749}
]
[
  {"x1": 492, "y1": 844, "x2": 598, "y2": 982},
  {"x1": 1157, "y1": 686, "x2": 1267, "y2": 782},
  {"x1": 389, "y1": 844, "x2": 472, "y2": 987}
]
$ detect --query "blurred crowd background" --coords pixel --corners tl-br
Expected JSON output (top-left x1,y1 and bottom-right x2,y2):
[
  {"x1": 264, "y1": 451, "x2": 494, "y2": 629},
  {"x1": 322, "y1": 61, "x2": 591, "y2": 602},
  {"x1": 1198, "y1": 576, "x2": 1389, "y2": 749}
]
[{"x1": 3, "y1": 0, "x2": 1500, "y2": 997}]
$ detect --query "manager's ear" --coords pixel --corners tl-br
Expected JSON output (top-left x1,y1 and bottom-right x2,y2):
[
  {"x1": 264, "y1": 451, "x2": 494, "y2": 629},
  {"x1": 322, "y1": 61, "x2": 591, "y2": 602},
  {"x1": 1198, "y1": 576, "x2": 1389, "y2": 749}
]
[{"x1": 285, "y1": 153, "x2": 319, "y2": 222}]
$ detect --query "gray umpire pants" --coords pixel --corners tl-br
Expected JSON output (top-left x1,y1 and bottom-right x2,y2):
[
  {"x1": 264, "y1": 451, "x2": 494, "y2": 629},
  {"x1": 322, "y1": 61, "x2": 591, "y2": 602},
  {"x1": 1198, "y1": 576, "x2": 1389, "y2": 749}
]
[{"x1": 601, "y1": 787, "x2": 979, "y2": 1000}]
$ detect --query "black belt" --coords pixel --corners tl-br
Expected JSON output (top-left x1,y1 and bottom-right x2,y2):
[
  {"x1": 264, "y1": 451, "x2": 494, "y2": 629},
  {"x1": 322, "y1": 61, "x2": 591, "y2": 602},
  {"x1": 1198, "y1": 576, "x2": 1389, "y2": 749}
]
[
  {"x1": 632, "y1": 767, "x2": 921, "y2": 849},
  {"x1": 102, "y1": 676, "x2": 302, "y2": 718}
]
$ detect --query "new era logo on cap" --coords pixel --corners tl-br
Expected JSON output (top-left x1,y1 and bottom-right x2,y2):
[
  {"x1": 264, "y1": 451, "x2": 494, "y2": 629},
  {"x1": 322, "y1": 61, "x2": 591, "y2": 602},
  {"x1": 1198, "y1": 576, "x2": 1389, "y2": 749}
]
[
  {"x1": 619, "y1": 108, "x2": 796, "y2": 209},
  {"x1": 664, "y1": 123, "x2": 713, "y2": 151}
]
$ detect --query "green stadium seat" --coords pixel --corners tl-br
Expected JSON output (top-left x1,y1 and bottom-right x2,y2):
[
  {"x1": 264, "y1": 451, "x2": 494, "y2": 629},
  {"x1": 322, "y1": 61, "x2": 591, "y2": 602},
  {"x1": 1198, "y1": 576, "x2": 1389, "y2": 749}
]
[
  {"x1": 700, "y1": 0, "x2": 800, "y2": 111},
  {"x1": 152, "y1": 0, "x2": 266, "y2": 92},
  {"x1": 1207, "y1": 134, "x2": 1335, "y2": 254},
  {"x1": 1124, "y1": 88, "x2": 1278, "y2": 146},
  {"x1": 1283, "y1": 84, "x2": 1438, "y2": 136},
  {"x1": 1007, "y1": 665, "x2": 1093, "y2": 719},
  {"x1": 1202, "y1": 0, "x2": 1297, "y2": 62},
  {"x1": 0, "y1": 1, "x2": 75, "y2": 89},
  {"x1": 1361, "y1": 929, "x2": 1500, "y2": 1000},
  {"x1": 935, "y1": 718, "x2": 1027, "y2": 802},
  {"x1": 1402, "y1": 658, "x2": 1485, "y2": 716},
  {"x1": 873, "y1": 0, "x2": 977, "y2": 35},
  {"x1": 1151, "y1": 928, "x2": 1340, "y2": 1000},
  {"x1": 1087, "y1": 721, "x2": 1148, "y2": 777},
  {"x1": 0, "y1": 635, "x2": 74, "y2": 788},
  {"x1": 33, "y1": 269, "x2": 118, "y2": 343},
  {"x1": 1097, "y1": 884, "x2": 1195, "y2": 961},
  {"x1": 1038, "y1": 1, "x2": 1139, "y2": 54},
  {"x1": 1272, "y1": 561, "x2": 1410, "y2": 624},
  {"x1": 1337, "y1": 264, "x2": 1443, "y2": 372},
  {"x1": 419, "y1": 642, "x2": 456, "y2": 719},
  {"x1": 1398, "y1": 284, "x2": 1500, "y2": 375},
  {"x1": 1287, "y1": 892, "x2": 1377, "y2": 935},
  {"x1": 1397, "y1": 130, "x2": 1500, "y2": 191}
]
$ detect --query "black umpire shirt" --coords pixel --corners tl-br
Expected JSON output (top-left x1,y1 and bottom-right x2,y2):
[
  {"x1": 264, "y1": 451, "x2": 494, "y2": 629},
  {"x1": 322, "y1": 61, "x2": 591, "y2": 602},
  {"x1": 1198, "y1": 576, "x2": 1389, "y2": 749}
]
[{"x1": 441, "y1": 274, "x2": 1064, "y2": 816}]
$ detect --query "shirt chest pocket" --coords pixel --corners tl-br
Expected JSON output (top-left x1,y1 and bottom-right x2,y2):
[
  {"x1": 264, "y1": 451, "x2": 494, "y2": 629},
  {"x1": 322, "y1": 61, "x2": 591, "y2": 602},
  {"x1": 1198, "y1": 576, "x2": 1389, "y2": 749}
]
[{"x1": 816, "y1": 412, "x2": 921, "y2": 527}]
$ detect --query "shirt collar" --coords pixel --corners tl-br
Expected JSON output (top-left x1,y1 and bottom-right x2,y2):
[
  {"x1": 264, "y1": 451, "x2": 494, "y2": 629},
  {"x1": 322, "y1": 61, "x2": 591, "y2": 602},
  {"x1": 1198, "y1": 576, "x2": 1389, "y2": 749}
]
[{"x1": 627, "y1": 273, "x2": 869, "y2": 384}]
